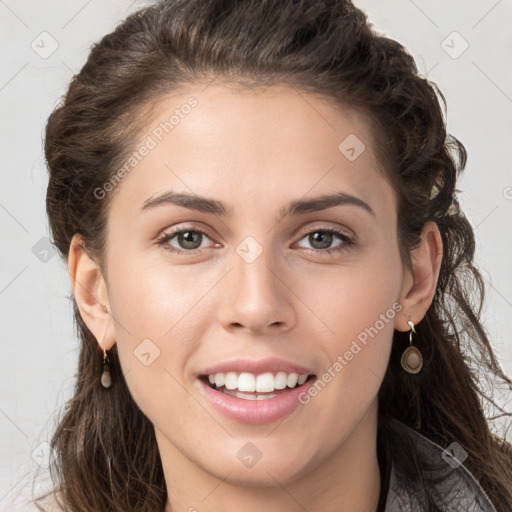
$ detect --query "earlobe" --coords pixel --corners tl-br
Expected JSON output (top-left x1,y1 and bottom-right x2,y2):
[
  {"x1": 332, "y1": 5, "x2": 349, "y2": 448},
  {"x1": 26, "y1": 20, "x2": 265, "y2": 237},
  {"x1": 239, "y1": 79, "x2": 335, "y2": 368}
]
[
  {"x1": 395, "y1": 221, "x2": 443, "y2": 331},
  {"x1": 68, "y1": 234, "x2": 115, "y2": 350}
]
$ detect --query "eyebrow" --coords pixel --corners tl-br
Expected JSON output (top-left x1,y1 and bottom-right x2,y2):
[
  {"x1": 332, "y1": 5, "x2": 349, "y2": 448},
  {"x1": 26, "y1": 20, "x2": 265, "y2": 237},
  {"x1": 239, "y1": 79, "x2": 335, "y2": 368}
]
[{"x1": 141, "y1": 191, "x2": 375, "y2": 218}]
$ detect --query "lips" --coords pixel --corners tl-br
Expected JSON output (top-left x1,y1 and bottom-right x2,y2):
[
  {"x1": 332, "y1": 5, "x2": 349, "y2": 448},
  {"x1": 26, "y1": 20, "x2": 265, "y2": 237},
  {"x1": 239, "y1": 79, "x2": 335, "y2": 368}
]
[
  {"x1": 195, "y1": 357, "x2": 317, "y2": 424},
  {"x1": 199, "y1": 357, "x2": 315, "y2": 376},
  {"x1": 196, "y1": 373, "x2": 317, "y2": 424}
]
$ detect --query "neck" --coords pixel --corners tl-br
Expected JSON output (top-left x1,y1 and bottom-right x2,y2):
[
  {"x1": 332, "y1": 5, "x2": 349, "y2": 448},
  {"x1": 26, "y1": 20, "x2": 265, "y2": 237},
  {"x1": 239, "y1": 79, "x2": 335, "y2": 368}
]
[{"x1": 161, "y1": 404, "x2": 382, "y2": 512}]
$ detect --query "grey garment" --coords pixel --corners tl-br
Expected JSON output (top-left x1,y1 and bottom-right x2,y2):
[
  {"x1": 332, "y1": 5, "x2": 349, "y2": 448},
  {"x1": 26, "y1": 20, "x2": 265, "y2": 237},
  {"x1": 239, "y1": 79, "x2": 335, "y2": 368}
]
[{"x1": 384, "y1": 420, "x2": 498, "y2": 512}]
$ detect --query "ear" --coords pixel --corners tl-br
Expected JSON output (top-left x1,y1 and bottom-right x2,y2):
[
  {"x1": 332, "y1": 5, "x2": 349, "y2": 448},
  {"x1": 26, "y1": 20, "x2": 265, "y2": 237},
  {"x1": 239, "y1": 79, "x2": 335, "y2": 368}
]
[
  {"x1": 68, "y1": 234, "x2": 115, "y2": 350},
  {"x1": 395, "y1": 221, "x2": 443, "y2": 331}
]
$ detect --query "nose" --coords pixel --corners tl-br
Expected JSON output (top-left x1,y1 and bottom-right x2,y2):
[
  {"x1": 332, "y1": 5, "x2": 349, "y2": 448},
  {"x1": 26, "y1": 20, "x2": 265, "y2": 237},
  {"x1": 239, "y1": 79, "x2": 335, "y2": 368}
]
[{"x1": 217, "y1": 246, "x2": 297, "y2": 335}]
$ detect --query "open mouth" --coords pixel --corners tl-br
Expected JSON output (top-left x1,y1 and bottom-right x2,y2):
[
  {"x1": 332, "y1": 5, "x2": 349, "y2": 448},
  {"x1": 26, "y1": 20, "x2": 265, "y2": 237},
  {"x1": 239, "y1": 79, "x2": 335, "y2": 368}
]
[{"x1": 199, "y1": 374, "x2": 316, "y2": 401}]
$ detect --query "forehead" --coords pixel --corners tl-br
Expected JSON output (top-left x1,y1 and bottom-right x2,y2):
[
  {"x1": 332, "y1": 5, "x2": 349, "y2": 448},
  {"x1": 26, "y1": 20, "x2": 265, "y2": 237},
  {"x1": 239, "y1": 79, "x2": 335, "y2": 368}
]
[{"x1": 107, "y1": 83, "x2": 395, "y2": 222}]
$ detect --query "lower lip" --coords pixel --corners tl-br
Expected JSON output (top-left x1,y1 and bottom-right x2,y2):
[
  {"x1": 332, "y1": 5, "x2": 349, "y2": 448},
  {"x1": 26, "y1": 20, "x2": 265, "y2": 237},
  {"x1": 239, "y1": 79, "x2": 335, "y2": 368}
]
[{"x1": 197, "y1": 377, "x2": 317, "y2": 424}]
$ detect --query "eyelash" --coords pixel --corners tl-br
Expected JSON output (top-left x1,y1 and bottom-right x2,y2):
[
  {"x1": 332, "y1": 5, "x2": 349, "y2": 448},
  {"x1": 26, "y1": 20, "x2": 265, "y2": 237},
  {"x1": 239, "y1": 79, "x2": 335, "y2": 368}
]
[{"x1": 156, "y1": 226, "x2": 355, "y2": 256}]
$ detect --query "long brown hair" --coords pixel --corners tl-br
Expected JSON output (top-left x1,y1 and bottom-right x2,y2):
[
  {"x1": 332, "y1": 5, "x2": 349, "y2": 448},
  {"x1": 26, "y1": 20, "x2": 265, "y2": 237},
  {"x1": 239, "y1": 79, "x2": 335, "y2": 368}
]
[{"x1": 34, "y1": 0, "x2": 512, "y2": 510}]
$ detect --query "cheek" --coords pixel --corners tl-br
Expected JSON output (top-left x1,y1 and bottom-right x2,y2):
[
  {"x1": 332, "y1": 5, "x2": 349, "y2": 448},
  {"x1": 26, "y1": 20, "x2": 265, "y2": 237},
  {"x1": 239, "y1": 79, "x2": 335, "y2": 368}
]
[
  {"x1": 294, "y1": 251, "x2": 401, "y2": 401},
  {"x1": 104, "y1": 258, "x2": 204, "y2": 407},
  {"x1": 106, "y1": 253, "x2": 208, "y2": 336},
  {"x1": 294, "y1": 253, "x2": 401, "y2": 347},
  {"x1": 278, "y1": 265, "x2": 400, "y2": 473}
]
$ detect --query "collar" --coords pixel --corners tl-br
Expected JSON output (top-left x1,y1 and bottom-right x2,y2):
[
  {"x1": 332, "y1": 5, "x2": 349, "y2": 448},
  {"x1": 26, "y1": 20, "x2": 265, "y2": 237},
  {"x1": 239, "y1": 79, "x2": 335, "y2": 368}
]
[{"x1": 383, "y1": 420, "x2": 498, "y2": 512}]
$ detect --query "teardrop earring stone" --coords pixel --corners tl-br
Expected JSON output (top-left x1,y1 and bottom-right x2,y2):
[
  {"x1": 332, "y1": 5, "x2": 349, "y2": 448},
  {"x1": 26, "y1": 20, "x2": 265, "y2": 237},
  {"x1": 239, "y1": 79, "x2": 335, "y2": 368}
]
[
  {"x1": 101, "y1": 366, "x2": 112, "y2": 388},
  {"x1": 401, "y1": 346, "x2": 423, "y2": 374}
]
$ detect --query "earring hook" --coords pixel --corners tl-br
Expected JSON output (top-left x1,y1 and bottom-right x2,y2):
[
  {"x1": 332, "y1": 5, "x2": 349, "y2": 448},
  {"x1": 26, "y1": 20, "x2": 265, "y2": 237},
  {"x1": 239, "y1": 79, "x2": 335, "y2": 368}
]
[{"x1": 407, "y1": 320, "x2": 416, "y2": 344}]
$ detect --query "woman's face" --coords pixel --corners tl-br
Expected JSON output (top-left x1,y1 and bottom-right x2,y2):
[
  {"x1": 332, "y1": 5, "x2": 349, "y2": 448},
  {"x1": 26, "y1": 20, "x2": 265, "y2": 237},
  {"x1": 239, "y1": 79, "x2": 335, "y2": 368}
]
[{"x1": 102, "y1": 83, "x2": 406, "y2": 486}]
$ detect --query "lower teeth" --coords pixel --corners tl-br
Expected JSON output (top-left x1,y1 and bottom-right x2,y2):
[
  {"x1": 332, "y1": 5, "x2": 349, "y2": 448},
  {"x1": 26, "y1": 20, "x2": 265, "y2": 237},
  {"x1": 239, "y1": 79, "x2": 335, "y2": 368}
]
[{"x1": 220, "y1": 388, "x2": 280, "y2": 400}]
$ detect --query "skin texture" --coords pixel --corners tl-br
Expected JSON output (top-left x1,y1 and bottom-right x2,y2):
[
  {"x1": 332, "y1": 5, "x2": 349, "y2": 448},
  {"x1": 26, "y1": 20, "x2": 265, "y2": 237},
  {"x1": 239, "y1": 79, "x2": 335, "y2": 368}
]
[{"x1": 68, "y1": 84, "x2": 443, "y2": 512}]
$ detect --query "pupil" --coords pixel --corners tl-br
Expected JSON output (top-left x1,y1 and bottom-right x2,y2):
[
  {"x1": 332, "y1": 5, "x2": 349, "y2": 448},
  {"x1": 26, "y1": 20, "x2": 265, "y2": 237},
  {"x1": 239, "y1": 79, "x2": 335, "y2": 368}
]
[
  {"x1": 311, "y1": 231, "x2": 331, "y2": 249},
  {"x1": 180, "y1": 231, "x2": 201, "y2": 249}
]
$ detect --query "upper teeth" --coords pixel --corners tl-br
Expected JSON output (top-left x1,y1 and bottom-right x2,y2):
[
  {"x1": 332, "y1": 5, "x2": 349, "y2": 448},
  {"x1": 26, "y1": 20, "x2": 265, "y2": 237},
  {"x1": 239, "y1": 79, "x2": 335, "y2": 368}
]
[{"x1": 207, "y1": 372, "x2": 309, "y2": 392}]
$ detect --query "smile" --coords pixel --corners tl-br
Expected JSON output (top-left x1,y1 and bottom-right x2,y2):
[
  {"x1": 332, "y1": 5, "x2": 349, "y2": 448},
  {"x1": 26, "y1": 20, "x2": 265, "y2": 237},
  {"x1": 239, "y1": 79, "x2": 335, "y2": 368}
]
[{"x1": 197, "y1": 372, "x2": 317, "y2": 424}]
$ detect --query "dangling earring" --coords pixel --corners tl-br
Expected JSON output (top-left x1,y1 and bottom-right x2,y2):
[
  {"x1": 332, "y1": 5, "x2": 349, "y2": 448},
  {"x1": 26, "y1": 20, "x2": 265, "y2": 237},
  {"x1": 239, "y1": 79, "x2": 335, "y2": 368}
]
[
  {"x1": 100, "y1": 312, "x2": 113, "y2": 389},
  {"x1": 101, "y1": 348, "x2": 112, "y2": 388},
  {"x1": 401, "y1": 320, "x2": 423, "y2": 374}
]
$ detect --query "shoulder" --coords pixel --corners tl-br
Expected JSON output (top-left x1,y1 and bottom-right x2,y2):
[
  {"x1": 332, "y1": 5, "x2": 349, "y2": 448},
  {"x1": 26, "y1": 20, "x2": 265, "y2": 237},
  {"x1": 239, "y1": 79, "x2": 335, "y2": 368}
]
[{"x1": 384, "y1": 419, "x2": 498, "y2": 512}]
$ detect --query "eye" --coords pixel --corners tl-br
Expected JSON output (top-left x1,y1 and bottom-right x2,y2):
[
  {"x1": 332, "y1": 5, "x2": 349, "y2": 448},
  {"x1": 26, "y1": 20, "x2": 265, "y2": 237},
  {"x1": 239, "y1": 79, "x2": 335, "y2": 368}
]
[
  {"x1": 295, "y1": 228, "x2": 355, "y2": 255},
  {"x1": 156, "y1": 227, "x2": 217, "y2": 254},
  {"x1": 156, "y1": 225, "x2": 356, "y2": 256}
]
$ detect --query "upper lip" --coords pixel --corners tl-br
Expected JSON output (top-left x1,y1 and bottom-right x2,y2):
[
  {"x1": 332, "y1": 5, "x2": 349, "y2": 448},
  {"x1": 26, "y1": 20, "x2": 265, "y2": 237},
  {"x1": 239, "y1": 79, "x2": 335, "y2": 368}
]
[{"x1": 200, "y1": 357, "x2": 315, "y2": 377}]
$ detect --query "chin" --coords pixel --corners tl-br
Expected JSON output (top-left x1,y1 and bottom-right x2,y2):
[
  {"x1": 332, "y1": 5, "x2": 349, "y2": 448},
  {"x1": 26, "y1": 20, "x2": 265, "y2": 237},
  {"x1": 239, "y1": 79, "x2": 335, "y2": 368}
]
[{"x1": 201, "y1": 448, "x2": 312, "y2": 487}]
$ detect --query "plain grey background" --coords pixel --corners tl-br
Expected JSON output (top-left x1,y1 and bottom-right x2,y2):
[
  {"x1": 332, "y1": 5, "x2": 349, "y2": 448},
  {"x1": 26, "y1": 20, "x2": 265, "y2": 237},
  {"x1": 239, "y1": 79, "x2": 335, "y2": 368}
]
[{"x1": 1, "y1": 1, "x2": 511, "y2": 509}]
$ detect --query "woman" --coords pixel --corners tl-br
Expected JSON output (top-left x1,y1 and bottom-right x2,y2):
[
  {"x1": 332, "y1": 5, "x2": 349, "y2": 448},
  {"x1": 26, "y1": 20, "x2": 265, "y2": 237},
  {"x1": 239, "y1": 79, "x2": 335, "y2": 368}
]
[{"x1": 31, "y1": 0, "x2": 512, "y2": 510}]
